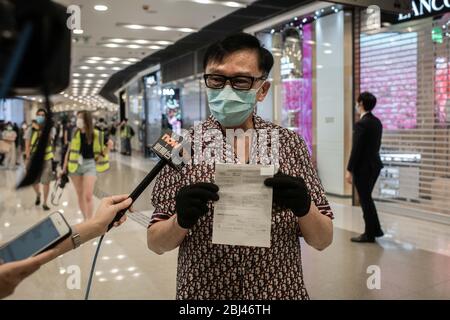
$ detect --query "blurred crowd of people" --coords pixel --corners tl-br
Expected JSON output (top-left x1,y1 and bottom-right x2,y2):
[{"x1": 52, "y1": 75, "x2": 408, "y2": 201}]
[{"x1": 0, "y1": 113, "x2": 134, "y2": 217}]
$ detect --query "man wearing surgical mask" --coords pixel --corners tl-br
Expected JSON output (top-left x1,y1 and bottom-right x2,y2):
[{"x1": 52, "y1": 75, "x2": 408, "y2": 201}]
[
  {"x1": 148, "y1": 33, "x2": 333, "y2": 300},
  {"x1": 25, "y1": 109, "x2": 56, "y2": 211}
]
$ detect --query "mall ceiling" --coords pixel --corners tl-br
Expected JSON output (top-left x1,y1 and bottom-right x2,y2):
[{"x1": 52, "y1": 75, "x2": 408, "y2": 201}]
[
  {"x1": 50, "y1": 0, "x2": 256, "y2": 112},
  {"x1": 99, "y1": 0, "x2": 320, "y2": 104}
]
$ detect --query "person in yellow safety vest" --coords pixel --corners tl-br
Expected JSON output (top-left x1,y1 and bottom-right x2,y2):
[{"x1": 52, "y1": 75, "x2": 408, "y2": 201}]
[
  {"x1": 62, "y1": 111, "x2": 113, "y2": 220},
  {"x1": 119, "y1": 118, "x2": 134, "y2": 156},
  {"x1": 24, "y1": 108, "x2": 56, "y2": 211}
]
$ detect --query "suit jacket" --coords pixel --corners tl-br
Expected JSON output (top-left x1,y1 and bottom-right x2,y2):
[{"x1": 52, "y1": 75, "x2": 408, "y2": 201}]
[{"x1": 347, "y1": 112, "x2": 383, "y2": 174}]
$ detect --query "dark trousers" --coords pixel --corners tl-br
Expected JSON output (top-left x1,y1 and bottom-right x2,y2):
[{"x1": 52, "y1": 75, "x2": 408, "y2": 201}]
[
  {"x1": 121, "y1": 138, "x2": 131, "y2": 155},
  {"x1": 353, "y1": 168, "x2": 383, "y2": 238},
  {"x1": 60, "y1": 144, "x2": 68, "y2": 169}
]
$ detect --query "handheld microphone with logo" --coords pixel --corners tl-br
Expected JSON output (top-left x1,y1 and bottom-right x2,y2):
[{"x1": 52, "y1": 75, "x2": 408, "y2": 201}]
[{"x1": 107, "y1": 130, "x2": 184, "y2": 231}]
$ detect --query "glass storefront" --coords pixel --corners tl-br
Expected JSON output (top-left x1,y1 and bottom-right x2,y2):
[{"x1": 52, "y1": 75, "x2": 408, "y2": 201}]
[
  {"x1": 357, "y1": 5, "x2": 450, "y2": 219},
  {"x1": 0, "y1": 99, "x2": 25, "y2": 124},
  {"x1": 144, "y1": 72, "x2": 162, "y2": 157},
  {"x1": 162, "y1": 75, "x2": 208, "y2": 131},
  {"x1": 161, "y1": 87, "x2": 182, "y2": 135},
  {"x1": 126, "y1": 79, "x2": 145, "y2": 153},
  {"x1": 252, "y1": 3, "x2": 354, "y2": 196},
  {"x1": 179, "y1": 77, "x2": 207, "y2": 129}
]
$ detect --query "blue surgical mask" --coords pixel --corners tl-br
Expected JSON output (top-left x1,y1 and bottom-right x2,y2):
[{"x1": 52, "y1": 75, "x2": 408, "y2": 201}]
[
  {"x1": 207, "y1": 86, "x2": 260, "y2": 127},
  {"x1": 36, "y1": 115, "x2": 45, "y2": 125}
]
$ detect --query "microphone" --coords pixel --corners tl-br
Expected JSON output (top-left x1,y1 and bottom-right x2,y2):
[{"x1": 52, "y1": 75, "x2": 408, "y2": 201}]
[{"x1": 107, "y1": 130, "x2": 184, "y2": 231}]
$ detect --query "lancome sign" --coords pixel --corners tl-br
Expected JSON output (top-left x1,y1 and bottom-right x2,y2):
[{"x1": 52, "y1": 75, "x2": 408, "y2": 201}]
[{"x1": 398, "y1": 0, "x2": 450, "y2": 21}]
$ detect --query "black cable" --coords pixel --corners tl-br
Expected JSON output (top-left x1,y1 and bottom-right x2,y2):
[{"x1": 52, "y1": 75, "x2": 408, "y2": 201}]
[{"x1": 84, "y1": 234, "x2": 105, "y2": 300}]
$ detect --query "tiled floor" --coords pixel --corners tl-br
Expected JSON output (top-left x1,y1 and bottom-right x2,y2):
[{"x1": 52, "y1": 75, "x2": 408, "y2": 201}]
[{"x1": 1, "y1": 153, "x2": 449, "y2": 300}]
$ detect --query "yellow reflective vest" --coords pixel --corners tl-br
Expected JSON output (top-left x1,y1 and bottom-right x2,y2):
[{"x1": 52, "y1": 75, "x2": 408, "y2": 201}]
[
  {"x1": 68, "y1": 129, "x2": 110, "y2": 174},
  {"x1": 31, "y1": 129, "x2": 53, "y2": 161},
  {"x1": 120, "y1": 125, "x2": 131, "y2": 138}
]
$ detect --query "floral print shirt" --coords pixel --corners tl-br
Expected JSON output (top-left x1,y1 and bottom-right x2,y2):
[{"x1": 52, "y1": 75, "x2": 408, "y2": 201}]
[{"x1": 149, "y1": 115, "x2": 333, "y2": 300}]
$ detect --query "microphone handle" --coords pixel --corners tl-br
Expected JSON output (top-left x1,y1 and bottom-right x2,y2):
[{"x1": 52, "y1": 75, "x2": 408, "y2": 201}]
[{"x1": 107, "y1": 159, "x2": 167, "y2": 231}]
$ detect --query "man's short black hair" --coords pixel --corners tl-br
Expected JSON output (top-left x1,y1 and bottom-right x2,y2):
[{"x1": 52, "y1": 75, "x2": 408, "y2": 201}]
[
  {"x1": 357, "y1": 92, "x2": 377, "y2": 112},
  {"x1": 36, "y1": 108, "x2": 47, "y2": 115},
  {"x1": 203, "y1": 32, "x2": 274, "y2": 77}
]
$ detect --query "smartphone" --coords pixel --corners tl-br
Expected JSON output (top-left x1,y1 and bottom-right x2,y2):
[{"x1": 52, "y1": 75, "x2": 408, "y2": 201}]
[{"x1": 0, "y1": 212, "x2": 71, "y2": 263}]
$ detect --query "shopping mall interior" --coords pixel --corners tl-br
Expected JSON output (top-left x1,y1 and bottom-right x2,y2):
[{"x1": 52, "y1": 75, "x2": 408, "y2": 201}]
[{"x1": 0, "y1": 0, "x2": 450, "y2": 301}]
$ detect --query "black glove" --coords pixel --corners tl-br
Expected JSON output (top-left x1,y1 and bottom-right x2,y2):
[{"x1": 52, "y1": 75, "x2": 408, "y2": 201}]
[
  {"x1": 175, "y1": 182, "x2": 220, "y2": 229},
  {"x1": 264, "y1": 173, "x2": 311, "y2": 217}
]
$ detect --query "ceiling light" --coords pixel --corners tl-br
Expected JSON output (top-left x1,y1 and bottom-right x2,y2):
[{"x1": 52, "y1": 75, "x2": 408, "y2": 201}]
[
  {"x1": 193, "y1": 0, "x2": 213, "y2": 4},
  {"x1": 73, "y1": 73, "x2": 80, "y2": 77},
  {"x1": 223, "y1": 1, "x2": 246, "y2": 8},
  {"x1": 148, "y1": 45, "x2": 162, "y2": 50},
  {"x1": 112, "y1": 67, "x2": 121, "y2": 70},
  {"x1": 105, "y1": 61, "x2": 115, "y2": 64},
  {"x1": 153, "y1": 26, "x2": 171, "y2": 31},
  {"x1": 101, "y1": 74, "x2": 109, "y2": 77},
  {"x1": 96, "y1": 66, "x2": 106, "y2": 70},
  {"x1": 110, "y1": 38, "x2": 127, "y2": 43},
  {"x1": 124, "y1": 24, "x2": 146, "y2": 30},
  {"x1": 134, "y1": 39, "x2": 149, "y2": 44},
  {"x1": 156, "y1": 40, "x2": 173, "y2": 45},
  {"x1": 80, "y1": 66, "x2": 90, "y2": 70},
  {"x1": 86, "y1": 73, "x2": 94, "y2": 77},
  {"x1": 86, "y1": 60, "x2": 97, "y2": 64},
  {"x1": 127, "y1": 58, "x2": 139, "y2": 62},
  {"x1": 110, "y1": 57, "x2": 121, "y2": 61},
  {"x1": 121, "y1": 61, "x2": 132, "y2": 65},
  {"x1": 104, "y1": 43, "x2": 120, "y2": 48},
  {"x1": 73, "y1": 29, "x2": 84, "y2": 35},
  {"x1": 90, "y1": 57, "x2": 103, "y2": 60},
  {"x1": 126, "y1": 44, "x2": 141, "y2": 49},
  {"x1": 178, "y1": 27, "x2": 195, "y2": 33},
  {"x1": 94, "y1": 5, "x2": 108, "y2": 11},
  {"x1": 324, "y1": 49, "x2": 333, "y2": 54}
]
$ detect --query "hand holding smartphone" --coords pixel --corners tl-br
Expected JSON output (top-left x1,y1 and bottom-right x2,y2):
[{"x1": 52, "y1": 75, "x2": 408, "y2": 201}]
[{"x1": 0, "y1": 212, "x2": 71, "y2": 263}]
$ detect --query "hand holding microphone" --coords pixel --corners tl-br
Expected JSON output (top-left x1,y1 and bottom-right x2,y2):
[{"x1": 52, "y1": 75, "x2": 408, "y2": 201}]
[
  {"x1": 175, "y1": 182, "x2": 220, "y2": 229},
  {"x1": 107, "y1": 130, "x2": 185, "y2": 231}
]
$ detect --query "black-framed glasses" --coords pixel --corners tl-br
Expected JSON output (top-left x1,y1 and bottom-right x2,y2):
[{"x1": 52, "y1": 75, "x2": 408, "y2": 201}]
[{"x1": 203, "y1": 74, "x2": 267, "y2": 91}]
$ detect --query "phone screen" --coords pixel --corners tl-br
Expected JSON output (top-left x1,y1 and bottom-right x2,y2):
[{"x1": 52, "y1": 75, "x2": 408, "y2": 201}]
[{"x1": 0, "y1": 217, "x2": 62, "y2": 263}]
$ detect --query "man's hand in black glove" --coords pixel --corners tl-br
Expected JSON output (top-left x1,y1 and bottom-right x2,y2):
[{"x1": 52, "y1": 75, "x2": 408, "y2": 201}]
[
  {"x1": 264, "y1": 173, "x2": 312, "y2": 217},
  {"x1": 175, "y1": 182, "x2": 219, "y2": 229}
]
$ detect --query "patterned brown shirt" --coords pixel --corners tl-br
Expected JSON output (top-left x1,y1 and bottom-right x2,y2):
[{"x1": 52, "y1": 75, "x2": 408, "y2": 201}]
[{"x1": 149, "y1": 115, "x2": 333, "y2": 300}]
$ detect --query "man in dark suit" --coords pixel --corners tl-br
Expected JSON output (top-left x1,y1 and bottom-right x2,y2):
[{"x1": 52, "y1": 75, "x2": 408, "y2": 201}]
[{"x1": 346, "y1": 92, "x2": 384, "y2": 243}]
